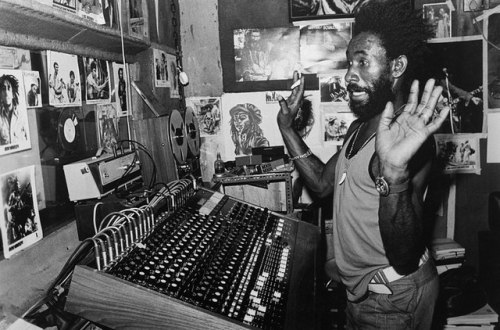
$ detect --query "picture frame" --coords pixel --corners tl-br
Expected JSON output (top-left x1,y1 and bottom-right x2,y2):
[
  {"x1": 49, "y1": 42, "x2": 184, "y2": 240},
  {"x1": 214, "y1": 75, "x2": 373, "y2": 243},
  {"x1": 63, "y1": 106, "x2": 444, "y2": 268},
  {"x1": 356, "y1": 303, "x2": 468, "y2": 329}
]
[{"x1": 289, "y1": 0, "x2": 370, "y2": 22}]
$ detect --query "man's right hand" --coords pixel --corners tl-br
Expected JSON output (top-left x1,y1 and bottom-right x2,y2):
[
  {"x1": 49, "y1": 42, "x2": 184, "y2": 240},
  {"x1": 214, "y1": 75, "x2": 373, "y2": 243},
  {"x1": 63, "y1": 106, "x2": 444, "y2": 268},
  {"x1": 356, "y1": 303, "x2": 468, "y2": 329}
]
[{"x1": 277, "y1": 71, "x2": 305, "y2": 130}]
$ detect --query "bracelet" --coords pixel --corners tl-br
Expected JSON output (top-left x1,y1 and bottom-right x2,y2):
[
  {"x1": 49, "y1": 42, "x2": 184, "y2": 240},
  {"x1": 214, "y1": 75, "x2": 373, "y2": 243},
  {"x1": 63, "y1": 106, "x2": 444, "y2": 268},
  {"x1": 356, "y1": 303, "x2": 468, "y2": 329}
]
[{"x1": 289, "y1": 149, "x2": 312, "y2": 161}]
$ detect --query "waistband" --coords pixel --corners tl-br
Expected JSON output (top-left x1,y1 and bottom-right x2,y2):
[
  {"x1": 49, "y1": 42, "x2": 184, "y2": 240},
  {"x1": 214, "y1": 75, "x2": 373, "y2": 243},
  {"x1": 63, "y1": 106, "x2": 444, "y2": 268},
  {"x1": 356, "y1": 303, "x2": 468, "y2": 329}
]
[{"x1": 368, "y1": 249, "x2": 430, "y2": 295}]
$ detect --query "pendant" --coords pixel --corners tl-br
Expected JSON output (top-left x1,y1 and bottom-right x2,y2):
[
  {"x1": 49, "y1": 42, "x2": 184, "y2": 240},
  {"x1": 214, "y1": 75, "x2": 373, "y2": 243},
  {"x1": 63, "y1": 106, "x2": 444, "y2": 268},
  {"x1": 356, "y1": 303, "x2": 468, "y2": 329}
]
[{"x1": 339, "y1": 172, "x2": 347, "y2": 185}]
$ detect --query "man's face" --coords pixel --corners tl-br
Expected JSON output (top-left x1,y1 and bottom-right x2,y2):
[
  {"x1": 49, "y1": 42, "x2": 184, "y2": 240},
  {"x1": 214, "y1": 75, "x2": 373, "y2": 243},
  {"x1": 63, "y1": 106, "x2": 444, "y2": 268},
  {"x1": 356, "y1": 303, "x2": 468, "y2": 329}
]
[
  {"x1": 1, "y1": 80, "x2": 13, "y2": 107},
  {"x1": 92, "y1": 68, "x2": 97, "y2": 78},
  {"x1": 54, "y1": 64, "x2": 59, "y2": 74},
  {"x1": 232, "y1": 111, "x2": 250, "y2": 133},
  {"x1": 118, "y1": 69, "x2": 123, "y2": 80},
  {"x1": 249, "y1": 31, "x2": 261, "y2": 46},
  {"x1": 345, "y1": 32, "x2": 394, "y2": 121},
  {"x1": 31, "y1": 85, "x2": 37, "y2": 93}
]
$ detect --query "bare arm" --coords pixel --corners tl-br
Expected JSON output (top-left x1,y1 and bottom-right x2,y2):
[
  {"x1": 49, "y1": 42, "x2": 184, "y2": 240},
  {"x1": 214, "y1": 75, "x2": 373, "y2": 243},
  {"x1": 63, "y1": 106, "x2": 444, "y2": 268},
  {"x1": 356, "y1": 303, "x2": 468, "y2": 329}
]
[
  {"x1": 376, "y1": 79, "x2": 449, "y2": 275},
  {"x1": 278, "y1": 71, "x2": 338, "y2": 198}
]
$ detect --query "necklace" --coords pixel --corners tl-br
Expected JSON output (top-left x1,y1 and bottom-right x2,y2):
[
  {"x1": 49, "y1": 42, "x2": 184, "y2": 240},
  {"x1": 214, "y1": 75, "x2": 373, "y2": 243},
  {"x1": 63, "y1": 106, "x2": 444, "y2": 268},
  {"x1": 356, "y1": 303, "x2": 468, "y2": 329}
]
[{"x1": 339, "y1": 123, "x2": 376, "y2": 185}]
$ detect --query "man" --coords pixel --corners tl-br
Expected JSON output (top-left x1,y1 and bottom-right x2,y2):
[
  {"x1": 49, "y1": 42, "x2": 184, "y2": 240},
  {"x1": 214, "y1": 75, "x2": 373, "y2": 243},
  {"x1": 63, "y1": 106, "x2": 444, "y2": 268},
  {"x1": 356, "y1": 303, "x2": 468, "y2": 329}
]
[
  {"x1": 240, "y1": 29, "x2": 271, "y2": 81},
  {"x1": 277, "y1": 1, "x2": 450, "y2": 328},
  {"x1": 86, "y1": 60, "x2": 108, "y2": 100},
  {"x1": 67, "y1": 70, "x2": 80, "y2": 103},
  {"x1": 0, "y1": 74, "x2": 27, "y2": 146},
  {"x1": 49, "y1": 62, "x2": 66, "y2": 103},
  {"x1": 27, "y1": 83, "x2": 38, "y2": 107},
  {"x1": 230, "y1": 103, "x2": 269, "y2": 155},
  {"x1": 117, "y1": 67, "x2": 127, "y2": 113}
]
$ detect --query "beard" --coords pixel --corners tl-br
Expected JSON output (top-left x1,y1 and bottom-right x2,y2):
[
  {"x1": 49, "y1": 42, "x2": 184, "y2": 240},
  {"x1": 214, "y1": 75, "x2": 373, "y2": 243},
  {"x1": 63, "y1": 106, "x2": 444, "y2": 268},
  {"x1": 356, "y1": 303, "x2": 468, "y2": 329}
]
[{"x1": 348, "y1": 75, "x2": 394, "y2": 121}]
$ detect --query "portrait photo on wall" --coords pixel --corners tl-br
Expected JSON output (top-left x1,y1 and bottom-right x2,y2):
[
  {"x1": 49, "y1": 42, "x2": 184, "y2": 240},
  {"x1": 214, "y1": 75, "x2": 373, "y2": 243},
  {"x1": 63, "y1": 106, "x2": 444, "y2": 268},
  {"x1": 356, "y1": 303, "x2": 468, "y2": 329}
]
[
  {"x1": 0, "y1": 46, "x2": 31, "y2": 70},
  {"x1": 186, "y1": 97, "x2": 222, "y2": 137},
  {"x1": 0, "y1": 69, "x2": 31, "y2": 156},
  {"x1": 153, "y1": 48, "x2": 170, "y2": 88},
  {"x1": 166, "y1": 53, "x2": 180, "y2": 98},
  {"x1": 488, "y1": 12, "x2": 500, "y2": 110},
  {"x1": 23, "y1": 71, "x2": 42, "y2": 108},
  {"x1": 77, "y1": 0, "x2": 106, "y2": 24},
  {"x1": 434, "y1": 133, "x2": 481, "y2": 174},
  {"x1": 319, "y1": 70, "x2": 349, "y2": 103},
  {"x1": 53, "y1": 0, "x2": 76, "y2": 13},
  {"x1": 290, "y1": 0, "x2": 369, "y2": 21},
  {"x1": 96, "y1": 103, "x2": 119, "y2": 154},
  {"x1": 47, "y1": 51, "x2": 82, "y2": 107},
  {"x1": 0, "y1": 165, "x2": 42, "y2": 259},
  {"x1": 111, "y1": 62, "x2": 129, "y2": 117},
  {"x1": 234, "y1": 27, "x2": 300, "y2": 82},
  {"x1": 299, "y1": 21, "x2": 352, "y2": 74},
  {"x1": 321, "y1": 104, "x2": 355, "y2": 145},
  {"x1": 428, "y1": 39, "x2": 483, "y2": 133},
  {"x1": 129, "y1": 0, "x2": 148, "y2": 39},
  {"x1": 83, "y1": 57, "x2": 110, "y2": 104},
  {"x1": 423, "y1": 2, "x2": 452, "y2": 39}
]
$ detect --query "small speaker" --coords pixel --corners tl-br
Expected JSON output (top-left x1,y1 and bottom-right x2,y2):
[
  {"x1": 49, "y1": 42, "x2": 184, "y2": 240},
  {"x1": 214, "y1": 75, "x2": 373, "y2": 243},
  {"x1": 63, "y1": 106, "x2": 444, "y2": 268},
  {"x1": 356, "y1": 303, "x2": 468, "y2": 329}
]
[{"x1": 488, "y1": 192, "x2": 500, "y2": 231}]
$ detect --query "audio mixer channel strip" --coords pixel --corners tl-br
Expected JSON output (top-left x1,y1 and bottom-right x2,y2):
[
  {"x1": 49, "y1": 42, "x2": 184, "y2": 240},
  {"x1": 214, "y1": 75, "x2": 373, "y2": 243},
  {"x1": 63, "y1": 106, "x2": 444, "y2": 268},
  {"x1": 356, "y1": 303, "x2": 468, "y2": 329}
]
[{"x1": 66, "y1": 184, "x2": 319, "y2": 329}]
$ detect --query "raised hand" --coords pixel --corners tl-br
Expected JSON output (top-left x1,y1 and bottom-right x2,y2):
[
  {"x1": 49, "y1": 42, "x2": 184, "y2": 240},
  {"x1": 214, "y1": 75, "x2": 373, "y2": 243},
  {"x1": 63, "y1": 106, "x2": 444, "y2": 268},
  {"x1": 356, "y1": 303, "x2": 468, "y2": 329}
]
[
  {"x1": 277, "y1": 71, "x2": 305, "y2": 130},
  {"x1": 376, "y1": 79, "x2": 450, "y2": 181}
]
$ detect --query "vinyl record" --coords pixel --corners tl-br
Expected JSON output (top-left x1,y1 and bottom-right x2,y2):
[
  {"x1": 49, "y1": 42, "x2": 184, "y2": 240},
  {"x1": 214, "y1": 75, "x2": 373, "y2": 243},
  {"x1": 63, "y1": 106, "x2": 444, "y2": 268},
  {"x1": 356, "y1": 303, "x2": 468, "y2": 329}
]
[
  {"x1": 57, "y1": 108, "x2": 80, "y2": 152},
  {"x1": 184, "y1": 106, "x2": 200, "y2": 157},
  {"x1": 169, "y1": 109, "x2": 188, "y2": 164}
]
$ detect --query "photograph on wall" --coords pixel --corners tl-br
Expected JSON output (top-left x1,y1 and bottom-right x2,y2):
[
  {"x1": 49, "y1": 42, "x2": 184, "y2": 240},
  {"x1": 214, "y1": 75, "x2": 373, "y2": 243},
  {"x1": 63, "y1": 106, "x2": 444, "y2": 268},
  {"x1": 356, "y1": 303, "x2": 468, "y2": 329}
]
[
  {"x1": 428, "y1": 40, "x2": 483, "y2": 133},
  {"x1": 153, "y1": 48, "x2": 170, "y2": 88},
  {"x1": 166, "y1": 53, "x2": 180, "y2": 98},
  {"x1": 321, "y1": 104, "x2": 355, "y2": 145},
  {"x1": 47, "y1": 51, "x2": 82, "y2": 107},
  {"x1": 289, "y1": 0, "x2": 369, "y2": 21},
  {"x1": 0, "y1": 69, "x2": 31, "y2": 156},
  {"x1": 434, "y1": 133, "x2": 481, "y2": 174},
  {"x1": 234, "y1": 27, "x2": 300, "y2": 82},
  {"x1": 0, "y1": 46, "x2": 31, "y2": 70},
  {"x1": 53, "y1": 0, "x2": 77, "y2": 13},
  {"x1": 83, "y1": 57, "x2": 110, "y2": 104},
  {"x1": 0, "y1": 166, "x2": 42, "y2": 259},
  {"x1": 111, "y1": 62, "x2": 129, "y2": 117},
  {"x1": 77, "y1": 0, "x2": 105, "y2": 24},
  {"x1": 23, "y1": 71, "x2": 42, "y2": 108},
  {"x1": 488, "y1": 13, "x2": 500, "y2": 110},
  {"x1": 103, "y1": 0, "x2": 117, "y2": 28},
  {"x1": 319, "y1": 70, "x2": 348, "y2": 103},
  {"x1": 186, "y1": 97, "x2": 222, "y2": 137},
  {"x1": 96, "y1": 103, "x2": 119, "y2": 154},
  {"x1": 299, "y1": 21, "x2": 352, "y2": 74},
  {"x1": 423, "y1": 3, "x2": 452, "y2": 39},
  {"x1": 129, "y1": 0, "x2": 148, "y2": 39}
]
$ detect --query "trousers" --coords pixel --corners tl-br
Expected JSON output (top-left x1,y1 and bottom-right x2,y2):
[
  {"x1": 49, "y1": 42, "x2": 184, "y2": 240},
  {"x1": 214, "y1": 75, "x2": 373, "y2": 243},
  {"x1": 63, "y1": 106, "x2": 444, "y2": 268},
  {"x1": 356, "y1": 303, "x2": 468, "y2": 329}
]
[{"x1": 345, "y1": 259, "x2": 439, "y2": 329}]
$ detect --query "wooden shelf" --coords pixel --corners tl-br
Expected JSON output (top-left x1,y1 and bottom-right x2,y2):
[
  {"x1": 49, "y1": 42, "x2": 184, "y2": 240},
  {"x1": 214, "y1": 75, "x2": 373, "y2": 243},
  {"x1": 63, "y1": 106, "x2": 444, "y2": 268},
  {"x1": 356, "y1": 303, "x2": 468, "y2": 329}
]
[{"x1": 0, "y1": 0, "x2": 150, "y2": 61}]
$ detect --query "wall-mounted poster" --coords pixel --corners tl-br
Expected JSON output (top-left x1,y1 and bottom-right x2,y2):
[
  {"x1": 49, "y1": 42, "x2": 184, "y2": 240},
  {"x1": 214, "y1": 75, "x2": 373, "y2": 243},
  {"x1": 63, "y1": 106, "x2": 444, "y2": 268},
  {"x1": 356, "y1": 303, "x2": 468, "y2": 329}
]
[
  {"x1": 83, "y1": 57, "x2": 110, "y2": 104},
  {"x1": 129, "y1": 0, "x2": 149, "y2": 40},
  {"x1": 319, "y1": 70, "x2": 348, "y2": 103},
  {"x1": 423, "y1": 2, "x2": 452, "y2": 39},
  {"x1": 0, "y1": 69, "x2": 31, "y2": 156},
  {"x1": 0, "y1": 46, "x2": 31, "y2": 70},
  {"x1": 434, "y1": 133, "x2": 481, "y2": 174},
  {"x1": 488, "y1": 13, "x2": 500, "y2": 110},
  {"x1": 0, "y1": 166, "x2": 42, "y2": 259},
  {"x1": 290, "y1": 0, "x2": 369, "y2": 22},
  {"x1": 186, "y1": 97, "x2": 222, "y2": 137},
  {"x1": 234, "y1": 27, "x2": 300, "y2": 82},
  {"x1": 299, "y1": 21, "x2": 352, "y2": 74},
  {"x1": 96, "y1": 103, "x2": 119, "y2": 154},
  {"x1": 166, "y1": 53, "x2": 180, "y2": 98},
  {"x1": 111, "y1": 62, "x2": 129, "y2": 117},
  {"x1": 53, "y1": 0, "x2": 76, "y2": 13},
  {"x1": 153, "y1": 48, "x2": 169, "y2": 88},
  {"x1": 77, "y1": 0, "x2": 105, "y2": 24},
  {"x1": 321, "y1": 104, "x2": 355, "y2": 145},
  {"x1": 47, "y1": 51, "x2": 82, "y2": 107},
  {"x1": 23, "y1": 71, "x2": 42, "y2": 108}
]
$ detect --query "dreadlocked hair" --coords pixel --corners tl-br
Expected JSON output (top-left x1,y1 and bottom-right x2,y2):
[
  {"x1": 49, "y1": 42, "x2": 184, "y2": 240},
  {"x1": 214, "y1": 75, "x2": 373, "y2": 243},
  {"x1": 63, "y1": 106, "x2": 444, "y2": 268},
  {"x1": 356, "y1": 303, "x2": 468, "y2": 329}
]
[{"x1": 353, "y1": 0, "x2": 435, "y2": 96}]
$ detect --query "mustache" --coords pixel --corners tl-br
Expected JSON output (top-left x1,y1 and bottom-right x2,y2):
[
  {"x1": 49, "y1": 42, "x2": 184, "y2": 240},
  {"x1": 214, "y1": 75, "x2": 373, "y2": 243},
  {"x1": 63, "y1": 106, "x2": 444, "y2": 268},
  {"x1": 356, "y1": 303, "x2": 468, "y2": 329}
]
[{"x1": 346, "y1": 84, "x2": 368, "y2": 93}]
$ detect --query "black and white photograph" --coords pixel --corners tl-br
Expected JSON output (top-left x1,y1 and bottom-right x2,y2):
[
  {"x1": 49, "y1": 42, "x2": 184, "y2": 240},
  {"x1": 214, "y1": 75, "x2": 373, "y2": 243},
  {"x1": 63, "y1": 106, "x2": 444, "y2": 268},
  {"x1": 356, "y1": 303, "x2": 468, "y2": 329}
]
[
  {"x1": 299, "y1": 22, "x2": 352, "y2": 74},
  {"x1": 0, "y1": 46, "x2": 31, "y2": 70},
  {"x1": 83, "y1": 57, "x2": 110, "y2": 104},
  {"x1": 434, "y1": 133, "x2": 481, "y2": 174},
  {"x1": 166, "y1": 53, "x2": 179, "y2": 98},
  {"x1": 47, "y1": 51, "x2": 82, "y2": 107},
  {"x1": 322, "y1": 105, "x2": 355, "y2": 145},
  {"x1": 53, "y1": 0, "x2": 77, "y2": 13},
  {"x1": 186, "y1": 97, "x2": 222, "y2": 137},
  {"x1": 0, "y1": 69, "x2": 31, "y2": 156},
  {"x1": 96, "y1": 103, "x2": 119, "y2": 154},
  {"x1": 0, "y1": 166, "x2": 42, "y2": 259},
  {"x1": 153, "y1": 48, "x2": 169, "y2": 88},
  {"x1": 488, "y1": 13, "x2": 500, "y2": 109},
  {"x1": 77, "y1": 0, "x2": 105, "y2": 24},
  {"x1": 290, "y1": 0, "x2": 369, "y2": 21},
  {"x1": 234, "y1": 27, "x2": 300, "y2": 82},
  {"x1": 319, "y1": 70, "x2": 349, "y2": 103},
  {"x1": 129, "y1": 0, "x2": 148, "y2": 39},
  {"x1": 23, "y1": 71, "x2": 42, "y2": 108},
  {"x1": 423, "y1": 3, "x2": 452, "y2": 39},
  {"x1": 111, "y1": 62, "x2": 129, "y2": 117}
]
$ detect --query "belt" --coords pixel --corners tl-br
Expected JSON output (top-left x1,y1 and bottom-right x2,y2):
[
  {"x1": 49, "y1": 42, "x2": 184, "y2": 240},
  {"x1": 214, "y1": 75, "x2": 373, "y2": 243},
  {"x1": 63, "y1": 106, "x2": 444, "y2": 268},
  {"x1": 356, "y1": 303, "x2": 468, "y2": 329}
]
[{"x1": 368, "y1": 249, "x2": 429, "y2": 295}]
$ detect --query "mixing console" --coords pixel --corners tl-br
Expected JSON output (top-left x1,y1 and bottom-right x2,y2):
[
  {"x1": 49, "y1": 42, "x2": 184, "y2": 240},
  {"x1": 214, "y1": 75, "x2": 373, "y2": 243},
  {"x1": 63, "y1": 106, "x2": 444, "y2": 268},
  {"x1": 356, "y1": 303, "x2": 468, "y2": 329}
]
[{"x1": 107, "y1": 191, "x2": 295, "y2": 329}]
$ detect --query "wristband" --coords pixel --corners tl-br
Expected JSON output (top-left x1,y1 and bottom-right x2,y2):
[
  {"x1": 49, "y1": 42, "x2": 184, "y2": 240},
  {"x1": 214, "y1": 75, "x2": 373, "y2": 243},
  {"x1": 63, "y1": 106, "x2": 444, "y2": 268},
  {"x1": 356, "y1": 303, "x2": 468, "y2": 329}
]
[
  {"x1": 375, "y1": 176, "x2": 410, "y2": 196},
  {"x1": 289, "y1": 149, "x2": 312, "y2": 161}
]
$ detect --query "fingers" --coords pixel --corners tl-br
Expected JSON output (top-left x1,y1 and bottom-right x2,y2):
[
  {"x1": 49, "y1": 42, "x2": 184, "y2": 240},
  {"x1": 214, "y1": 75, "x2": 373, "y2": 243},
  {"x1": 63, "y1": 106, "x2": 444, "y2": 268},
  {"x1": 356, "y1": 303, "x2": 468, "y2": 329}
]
[
  {"x1": 426, "y1": 105, "x2": 450, "y2": 134},
  {"x1": 405, "y1": 80, "x2": 420, "y2": 113},
  {"x1": 419, "y1": 83, "x2": 443, "y2": 123},
  {"x1": 378, "y1": 101, "x2": 395, "y2": 134},
  {"x1": 414, "y1": 79, "x2": 435, "y2": 115},
  {"x1": 278, "y1": 94, "x2": 289, "y2": 114}
]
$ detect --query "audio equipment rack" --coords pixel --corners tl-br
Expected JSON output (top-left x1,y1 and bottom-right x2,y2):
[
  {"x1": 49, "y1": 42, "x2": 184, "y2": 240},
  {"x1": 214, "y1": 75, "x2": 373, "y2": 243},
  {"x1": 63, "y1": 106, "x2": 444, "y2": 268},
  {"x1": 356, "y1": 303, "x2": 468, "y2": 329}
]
[{"x1": 65, "y1": 178, "x2": 319, "y2": 329}]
